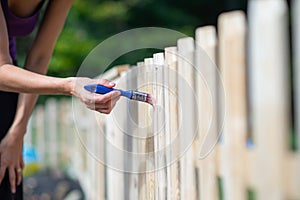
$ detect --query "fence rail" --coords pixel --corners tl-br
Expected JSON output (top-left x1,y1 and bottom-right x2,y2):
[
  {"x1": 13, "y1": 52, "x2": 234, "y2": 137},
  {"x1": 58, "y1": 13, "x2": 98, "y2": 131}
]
[{"x1": 24, "y1": 1, "x2": 300, "y2": 199}]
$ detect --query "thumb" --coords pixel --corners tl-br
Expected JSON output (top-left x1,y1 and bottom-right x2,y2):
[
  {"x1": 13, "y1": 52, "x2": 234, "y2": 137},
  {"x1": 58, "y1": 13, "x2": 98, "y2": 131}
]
[{"x1": 98, "y1": 79, "x2": 115, "y2": 88}]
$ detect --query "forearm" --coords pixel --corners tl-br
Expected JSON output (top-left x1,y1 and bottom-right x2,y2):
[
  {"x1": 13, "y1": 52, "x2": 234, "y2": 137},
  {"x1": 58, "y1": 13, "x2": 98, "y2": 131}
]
[
  {"x1": 0, "y1": 63, "x2": 74, "y2": 95},
  {"x1": 8, "y1": 56, "x2": 67, "y2": 135},
  {"x1": 9, "y1": 94, "x2": 38, "y2": 136}
]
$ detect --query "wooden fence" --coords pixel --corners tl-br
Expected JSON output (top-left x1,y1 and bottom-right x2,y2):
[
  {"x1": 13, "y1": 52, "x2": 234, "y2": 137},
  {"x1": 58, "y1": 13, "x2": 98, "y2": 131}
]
[{"x1": 24, "y1": 1, "x2": 300, "y2": 199}]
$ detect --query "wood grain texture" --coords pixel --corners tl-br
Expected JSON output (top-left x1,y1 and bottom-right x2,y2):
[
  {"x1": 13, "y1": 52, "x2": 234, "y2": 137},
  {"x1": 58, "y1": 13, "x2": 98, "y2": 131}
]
[
  {"x1": 136, "y1": 61, "x2": 148, "y2": 200},
  {"x1": 154, "y1": 52, "x2": 167, "y2": 200},
  {"x1": 195, "y1": 26, "x2": 218, "y2": 200},
  {"x1": 144, "y1": 58, "x2": 155, "y2": 200},
  {"x1": 165, "y1": 46, "x2": 181, "y2": 200},
  {"x1": 218, "y1": 11, "x2": 248, "y2": 200},
  {"x1": 177, "y1": 37, "x2": 197, "y2": 200}
]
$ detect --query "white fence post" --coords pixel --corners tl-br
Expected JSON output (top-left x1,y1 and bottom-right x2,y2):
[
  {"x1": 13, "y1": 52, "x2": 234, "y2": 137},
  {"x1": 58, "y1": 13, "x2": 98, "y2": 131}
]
[
  {"x1": 45, "y1": 99, "x2": 58, "y2": 167},
  {"x1": 177, "y1": 37, "x2": 197, "y2": 200},
  {"x1": 144, "y1": 57, "x2": 155, "y2": 200},
  {"x1": 153, "y1": 52, "x2": 166, "y2": 200},
  {"x1": 291, "y1": 0, "x2": 300, "y2": 199},
  {"x1": 195, "y1": 26, "x2": 218, "y2": 200},
  {"x1": 35, "y1": 106, "x2": 46, "y2": 167},
  {"x1": 164, "y1": 47, "x2": 181, "y2": 200},
  {"x1": 293, "y1": 0, "x2": 300, "y2": 150},
  {"x1": 218, "y1": 11, "x2": 248, "y2": 200},
  {"x1": 136, "y1": 61, "x2": 147, "y2": 200},
  {"x1": 105, "y1": 75, "x2": 126, "y2": 200},
  {"x1": 249, "y1": 0, "x2": 290, "y2": 199}
]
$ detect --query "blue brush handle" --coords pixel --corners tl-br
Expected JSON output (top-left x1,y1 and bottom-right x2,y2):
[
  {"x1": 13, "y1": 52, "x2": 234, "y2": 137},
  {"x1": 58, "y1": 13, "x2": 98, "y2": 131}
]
[{"x1": 84, "y1": 84, "x2": 133, "y2": 99}]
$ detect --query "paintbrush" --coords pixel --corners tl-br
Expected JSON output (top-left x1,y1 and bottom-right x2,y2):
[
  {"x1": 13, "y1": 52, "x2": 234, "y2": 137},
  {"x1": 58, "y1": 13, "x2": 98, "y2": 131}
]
[{"x1": 84, "y1": 84, "x2": 155, "y2": 106}]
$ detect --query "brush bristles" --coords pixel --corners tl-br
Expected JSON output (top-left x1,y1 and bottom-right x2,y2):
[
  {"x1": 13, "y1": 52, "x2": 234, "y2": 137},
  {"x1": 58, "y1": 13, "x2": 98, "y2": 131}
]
[
  {"x1": 146, "y1": 94, "x2": 156, "y2": 106},
  {"x1": 131, "y1": 91, "x2": 155, "y2": 106}
]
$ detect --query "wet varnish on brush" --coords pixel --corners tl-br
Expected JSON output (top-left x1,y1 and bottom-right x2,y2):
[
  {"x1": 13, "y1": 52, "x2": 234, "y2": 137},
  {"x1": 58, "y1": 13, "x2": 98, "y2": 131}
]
[{"x1": 84, "y1": 84, "x2": 156, "y2": 106}]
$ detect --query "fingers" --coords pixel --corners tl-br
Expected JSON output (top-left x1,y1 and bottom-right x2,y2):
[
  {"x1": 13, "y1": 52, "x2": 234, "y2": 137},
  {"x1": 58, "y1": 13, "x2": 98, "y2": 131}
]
[
  {"x1": 81, "y1": 78, "x2": 121, "y2": 114},
  {"x1": 17, "y1": 155, "x2": 24, "y2": 186},
  {"x1": 8, "y1": 167, "x2": 16, "y2": 194},
  {"x1": 95, "y1": 90, "x2": 121, "y2": 104},
  {"x1": 97, "y1": 95, "x2": 120, "y2": 114},
  {"x1": 0, "y1": 155, "x2": 23, "y2": 193},
  {"x1": 98, "y1": 79, "x2": 115, "y2": 88},
  {"x1": 16, "y1": 167, "x2": 22, "y2": 186},
  {"x1": 87, "y1": 93, "x2": 121, "y2": 114},
  {"x1": 20, "y1": 155, "x2": 25, "y2": 170},
  {"x1": 0, "y1": 164, "x2": 6, "y2": 185}
]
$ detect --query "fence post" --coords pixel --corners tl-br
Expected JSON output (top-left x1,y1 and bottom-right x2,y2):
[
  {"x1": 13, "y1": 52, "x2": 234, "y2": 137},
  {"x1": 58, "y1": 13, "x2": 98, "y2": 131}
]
[
  {"x1": 94, "y1": 112, "x2": 106, "y2": 200},
  {"x1": 124, "y1": 67, "x2": 140, "y2": 200},
  {"x1": 70, "y1": 98, "x2": 87, "y2": 191},
  {"x1": 249, "y1": 0, "x2": 290, "y2": 199},
  {"x1": 291, "y1": 0, "x2": 300, "y2": 199},
  {"x1": 24, "y1": 115, "x2": 33, "y2": 147},
  {"x1": 218, "y1": 11, "x2": 248, "y2": 200},
  {"x1": 45, "y1": 99, "x2": 58, "y2": 167},
  {"x1": 86, "y1": 109, "x2": 98, "y2": 199},
  {"x1": 35, "y1": 106, "x2": 45, "y2": 167},
  {"x1": 162, "y1": 51, "x2": 171, "y2": 200},
  {"x1": 57, "y1": 100, "x2": 72, "y2": 167},
  {"x1": 153, "y1": 52, "x2": 167, "y2": 200},
  {"x1": 293, "y1": 0, "x2": 300, "y2": 151},
  {"x1": 195, "y1": 26, "x2": 218, "y2": 200},
  {"x1": 105, "y1": 74, "x2": 126, "y2": 200},
  {"x1": 177, "y1": 37, "x2": 197, "y2": 200},
  {"x1": 135, "y1": 61, "x2": 148, "y2": 200},
  {"x1": 144, "y1": 57, "x2": 155, "y2": 200},
  {"x1": 165, "y1": 47, "x2": 181, "y2": 200}
]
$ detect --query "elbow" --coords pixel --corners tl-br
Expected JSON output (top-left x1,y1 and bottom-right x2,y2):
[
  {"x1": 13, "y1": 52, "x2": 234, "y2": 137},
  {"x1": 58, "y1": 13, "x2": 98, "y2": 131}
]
[{"x1": 0, "y1": 56, "x2": 13, "y2": 67}]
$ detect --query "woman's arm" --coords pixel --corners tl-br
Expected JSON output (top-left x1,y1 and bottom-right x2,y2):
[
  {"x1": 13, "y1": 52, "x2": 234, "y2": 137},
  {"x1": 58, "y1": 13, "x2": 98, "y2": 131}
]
[
  {"x1": 2, "y1": 1, "x2": 74, "y2": 193},
  {"x1": 0, "y1": 0, "x2": 73, "y2": 94},
  {"x1": 11, "y1": 0, "x2": 75, "y2": 131},
  {"x1": 0, "y1": 0, "x2": 74, "y2": 194},
  {"x1": 0, "y1": 0, "x2": 121, "y2": 194}
]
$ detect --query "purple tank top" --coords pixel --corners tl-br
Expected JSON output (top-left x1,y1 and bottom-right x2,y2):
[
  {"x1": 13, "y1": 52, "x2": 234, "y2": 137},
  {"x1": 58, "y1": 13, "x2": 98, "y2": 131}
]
[{"x1": 1, "y1": 0, "x2": 44, "y2": 62}]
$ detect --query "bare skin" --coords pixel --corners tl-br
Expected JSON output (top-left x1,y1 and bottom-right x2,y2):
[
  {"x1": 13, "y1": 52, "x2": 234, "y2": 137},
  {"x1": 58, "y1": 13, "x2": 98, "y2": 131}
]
[{"x1": 0, "y1": 0, "x2": 120, "y2": 194}]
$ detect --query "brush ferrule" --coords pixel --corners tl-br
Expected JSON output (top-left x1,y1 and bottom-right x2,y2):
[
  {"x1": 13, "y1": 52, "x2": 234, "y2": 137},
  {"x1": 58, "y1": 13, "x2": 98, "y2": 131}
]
[
  {"x1": 119, "y1": 90, "x2": 133, "y2": 99},
  {"x1": 131, "y1": 91, "x2": 147, "y2": 102}
]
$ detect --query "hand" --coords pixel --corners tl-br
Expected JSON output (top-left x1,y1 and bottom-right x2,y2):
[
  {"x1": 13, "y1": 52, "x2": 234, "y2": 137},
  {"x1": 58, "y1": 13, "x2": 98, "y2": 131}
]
[
  {"x1": 71, "y1": 77, "x2": 121, "y2": 114},
  {"x1": 0, "y1": 127, "x2": 25, "y2": 194}
]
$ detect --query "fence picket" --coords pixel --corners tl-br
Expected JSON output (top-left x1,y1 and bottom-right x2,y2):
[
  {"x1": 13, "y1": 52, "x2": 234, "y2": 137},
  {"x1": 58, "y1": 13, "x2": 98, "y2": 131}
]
[
  {"x1": 293, "y1": 0, "x2": 300, "y2": 150},
  {"x1": 144, "y1": 58, "x2": 155, "y2": 200},
  {"x1": 177, "y1": 37, "x2": 197, "y2": 200},
  {"x1": 126, "y1": 68, "x2": 140, "y2": 200},
  {"x1": 154, "y1": 52, "x2": 167, "y2": 200},
  {"x1": 165, "y1": 46, "x2": 181, "y2": 200},
  {"x1": 195, "y1": 26, "x2": 218, "y2": 200},
  {"x1": 136, "y1": 61, "x2": 148, "y2": 200},
  {"x1": 218, "y1": 11, "x2": 248, "y2": 200},
  {"x1": 35, "y1": 106, "x2": 45, "y2": 167},
  {"x1": 292, "y1": 0, "x2": 300, "y2": 199},
  {"x1": 106, "y1": 75, "x2": 126, "y2": 200},
  {"x1": 95, "y1": 113, "x2": 106, "y2": 200},
  {"x1": 45, "y1": 99, "x2": 58, "y2": 167},
  {"x1": 249, "y1": 0, "x2": 290, "y2": 199}
]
